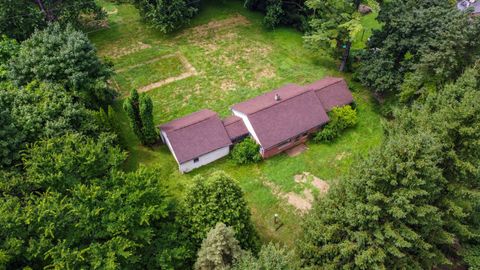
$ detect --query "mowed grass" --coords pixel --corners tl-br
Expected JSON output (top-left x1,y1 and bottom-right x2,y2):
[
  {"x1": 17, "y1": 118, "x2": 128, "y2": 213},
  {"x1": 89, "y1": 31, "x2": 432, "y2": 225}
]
[
  {"x1": 114, "y1": 55, "x2": 185, "y2": 92},
  {"x1": 90, "y1": 0, "x2": 384, "y2": 247}
]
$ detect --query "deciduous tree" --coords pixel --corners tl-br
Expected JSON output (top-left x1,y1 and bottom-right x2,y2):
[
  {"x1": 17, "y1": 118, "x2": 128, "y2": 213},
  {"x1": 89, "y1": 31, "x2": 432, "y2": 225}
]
[
  {"x1": 180, "y1": 171, "x2": 259, "y2": 259},
  {"x1": 8, "y1": 23, "x2": 114, "y2": 107},
  {"x1": 134, "y1": 0, "x2": 199, "y2": 33}
]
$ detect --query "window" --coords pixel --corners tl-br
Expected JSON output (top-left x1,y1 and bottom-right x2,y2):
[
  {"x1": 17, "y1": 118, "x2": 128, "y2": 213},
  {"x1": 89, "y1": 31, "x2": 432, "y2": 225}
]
[{"x1": 193, "y1": 157, "x2": 199, "y2": 163}]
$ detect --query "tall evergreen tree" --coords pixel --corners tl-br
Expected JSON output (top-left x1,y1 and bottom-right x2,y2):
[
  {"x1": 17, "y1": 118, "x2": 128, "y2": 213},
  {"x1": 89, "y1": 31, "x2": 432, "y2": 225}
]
[
  {"x1": 123, "y1": 89, "x2": 158, "y2": 145},
  {"x1": 298, "y1": 66, "x2": 480, "y2": 268},
  {"x1": 194, "y1": 223, "x2": 244, "y2": 270},
  {"x1": 139, "y1": 93, "x2": 158, "y2": 145}
]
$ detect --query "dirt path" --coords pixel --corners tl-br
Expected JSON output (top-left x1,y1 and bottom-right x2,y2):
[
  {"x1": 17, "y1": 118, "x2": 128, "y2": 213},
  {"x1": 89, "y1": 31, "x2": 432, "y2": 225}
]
[{"x1": 137, "y1": 53, "x2": 198, "y2": 93}]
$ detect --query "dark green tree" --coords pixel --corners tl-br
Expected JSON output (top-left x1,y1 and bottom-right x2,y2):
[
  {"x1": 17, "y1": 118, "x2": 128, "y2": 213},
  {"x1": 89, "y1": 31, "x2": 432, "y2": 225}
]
[
  {"x1": 139, "y1": 93, "x2": 159, "y2": 145},
  {"x1": 0, "y1": 168, "x2": 181, "y2": 269},
  {"x1": 134, "y1": 0, "x2": 199, "y2": 33},
  {"x1": 298, "y1": 66, "x2": 480, "y2": 269},
  {"x1": 22, "y1": 133, "x2": 126, "y2": 192},
  {"x1": 123, "y1": 89, "x2": 158, "y2": 145},
  {"x1": 357, "y1": 0, "x2": 480, "y2": 99},
  {"x1": 180, "y1": 171, "x2": 260, "y2": 260},
  {"x1": 0, "y1": 0, "x2": 104, "y2": 40},
  {"x1": 8, "y1": 23, "x2": 114, "y2": 107},
  {"x1": 0, "y1": 81, "x2": 103, "y2": 168}
]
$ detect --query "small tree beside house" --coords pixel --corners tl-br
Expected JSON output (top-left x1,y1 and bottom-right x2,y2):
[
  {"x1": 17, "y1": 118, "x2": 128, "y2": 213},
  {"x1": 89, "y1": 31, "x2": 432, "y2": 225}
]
[{"x1": 123, "y1": 89, "x2": 158, "y2": 145}]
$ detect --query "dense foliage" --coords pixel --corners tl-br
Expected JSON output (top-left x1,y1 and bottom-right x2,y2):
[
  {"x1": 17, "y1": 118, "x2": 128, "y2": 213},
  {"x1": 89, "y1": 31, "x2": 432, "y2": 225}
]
[
  {"x1": 233, "y1": 243, "x2": 301, "y2": 270},
  {"x1": 194, "y1": 223, "x2": 244, "y2": 270},
  {"x1": 8, "y1": 24, "x2": 114, "y2": 107},
  {"x1": 0, "y1": 0, "x2": 104, "y2": 40},
  {"x1": 304, "y1": 0, "x2": 363, "y2": 71},
  {"x1": 0, "y1": 131, "x2": 190, "y2": 269},
  {"x1": 123, "y1": 89, "x2": 159, "y2": 145},
  {"x1": 299, "y1": 67, "x2": 480, "y2": 268},
  {"x1": 134, "y1": 0, "x2": 199, "y2": 33},
  {"x1": 314, "y1": 105, "x2": 357, "y2": 142},
  {"x1": 0, "y1": 82, "x2": 102, "y2": 168},
  {"x1": 180, "y1": 171, "x2": 260, "y2": 257},
  {"x1": 231, "y1": 137, "x2": 262, "y2": 164},
  {"x1": 245, "y1": 0, "x2": 308, "y2": 30},
  {"x1": 357, "y1": 0, "x2": 480, "y2": 100}
]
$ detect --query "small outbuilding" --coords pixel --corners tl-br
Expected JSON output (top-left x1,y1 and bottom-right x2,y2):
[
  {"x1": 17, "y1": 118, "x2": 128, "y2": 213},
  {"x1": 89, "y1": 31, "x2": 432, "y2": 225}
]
[{"x1": 159, "y1": 109, "x2": 232, "y2": 173}]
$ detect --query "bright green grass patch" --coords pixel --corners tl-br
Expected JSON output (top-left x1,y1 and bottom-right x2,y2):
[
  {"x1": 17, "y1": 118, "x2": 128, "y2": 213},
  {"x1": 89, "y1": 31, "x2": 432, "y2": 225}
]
[
  {"x1": 114, "y1": 56, "x2": 184, "y2": 93},
  {"x1": 92, "y1": 0, "x2": 384, "y2": 247}
]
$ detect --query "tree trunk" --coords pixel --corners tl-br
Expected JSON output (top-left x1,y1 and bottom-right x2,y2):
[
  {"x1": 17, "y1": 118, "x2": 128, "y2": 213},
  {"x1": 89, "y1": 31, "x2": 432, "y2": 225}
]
[
  {"x1": 339, "y1": 41, "x2": 351, "y2": 72},
  {"x1": 35, "y1": 0, "x2": 54, "y2": 22},
  {"x1": 354, "y1": 0, "x2": 361, "y2": 9}
]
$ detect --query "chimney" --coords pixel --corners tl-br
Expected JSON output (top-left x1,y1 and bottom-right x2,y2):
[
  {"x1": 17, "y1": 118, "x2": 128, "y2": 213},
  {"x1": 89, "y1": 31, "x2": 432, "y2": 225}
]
[{"x1": 275, "y1": 93, "x2": 281, "y2": 101}]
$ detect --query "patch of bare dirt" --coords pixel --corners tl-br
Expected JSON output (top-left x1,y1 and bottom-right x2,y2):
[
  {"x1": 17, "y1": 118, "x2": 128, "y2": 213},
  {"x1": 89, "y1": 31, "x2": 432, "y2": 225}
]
[
  {"x1": 294, "y1": 172, "x2": 330, "y2": 195},
  {"x1": 178, "y1": 14, "x2": 250, "y2": 39},
  {"x1": 264, "y1": 181, "x2": 313, "y2": 213},
  {"x1": 219, "y1": 80, "x2": 236, "y2": 91},
  {"x1": 110, "y1": 42, "x2": 152, "y2": 59},
  {"x1": 285, "y1": 144, "x2": 308, "y2": 157},
  {"x1": 335, "y1": 151, "x2": 351, "y2": 161}
]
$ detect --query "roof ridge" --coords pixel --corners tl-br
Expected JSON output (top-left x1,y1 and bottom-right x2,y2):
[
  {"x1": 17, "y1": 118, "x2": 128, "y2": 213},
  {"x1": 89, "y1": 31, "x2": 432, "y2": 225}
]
[
  {"x1": 311, "y1": 78, "x2": 344, "y2": 92},
  {"x1": 167, "y1": 113, "x2": 218, "y2": 134},
  {"x1": 247, "y1": 89, "x2": 315, "y2": 116}
]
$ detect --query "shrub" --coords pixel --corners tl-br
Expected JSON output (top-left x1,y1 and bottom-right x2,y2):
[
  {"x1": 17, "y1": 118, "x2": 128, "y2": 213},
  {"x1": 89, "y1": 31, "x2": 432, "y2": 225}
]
[
  {"x1": 231, "y1": 137, "x2": 262, "y2": 165},
  {"x1": 314, "y1": 105, "x2": 357, "y2": 143}
]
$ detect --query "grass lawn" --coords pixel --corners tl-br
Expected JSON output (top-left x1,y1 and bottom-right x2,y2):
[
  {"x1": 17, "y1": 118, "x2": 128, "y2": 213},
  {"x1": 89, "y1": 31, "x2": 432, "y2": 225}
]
[{"x1": 90, "y1": 0, "x2": 384, "y2": 247}]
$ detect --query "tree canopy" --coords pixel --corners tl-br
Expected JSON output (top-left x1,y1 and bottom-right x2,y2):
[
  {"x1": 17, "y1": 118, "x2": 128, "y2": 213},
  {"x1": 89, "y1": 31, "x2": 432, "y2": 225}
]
[
  {"x1": 8, "y1": 23, "x2": 114, "y2": 107},
  {"x1": 298, "y1": 66, "x2": 480, "y2": 269},
  {"x1": 0, "y1": 0, "x2": 104, "y2": 40},
  {"x1": 357, "y1": 0, "x2": 480, "y2": 100}
]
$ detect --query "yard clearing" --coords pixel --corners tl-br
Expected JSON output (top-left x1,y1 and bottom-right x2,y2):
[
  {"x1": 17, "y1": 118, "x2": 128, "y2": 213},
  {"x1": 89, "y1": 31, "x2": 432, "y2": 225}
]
[{"x1": 90, "y1": 0, "x2": 383, "y2": 247}]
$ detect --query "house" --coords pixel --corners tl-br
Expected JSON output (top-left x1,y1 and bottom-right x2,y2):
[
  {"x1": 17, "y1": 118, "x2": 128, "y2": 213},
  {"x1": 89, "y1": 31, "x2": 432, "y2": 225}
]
[
  {"x1": 159, "y1": 77, "x2": 354, "y2": 172},
  {"x1": 457, "y1": 0, "x2": 480, "y2": 16},
  {"x1": 231, "y1": 78, "x2": 353, "y2": 158},
  {"x1": 159, "y1": 109, "x2": 232, "y2": 173}
]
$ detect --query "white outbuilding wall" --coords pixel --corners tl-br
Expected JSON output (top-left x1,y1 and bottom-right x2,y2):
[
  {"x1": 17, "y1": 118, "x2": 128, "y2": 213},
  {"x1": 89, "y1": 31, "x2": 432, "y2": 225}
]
[
  {"x1": 161, "y1": 131, "x2": 230, "y2": 173},
  {"x1": 178, "y1": 147, "x2": 230, "y2": 173}
]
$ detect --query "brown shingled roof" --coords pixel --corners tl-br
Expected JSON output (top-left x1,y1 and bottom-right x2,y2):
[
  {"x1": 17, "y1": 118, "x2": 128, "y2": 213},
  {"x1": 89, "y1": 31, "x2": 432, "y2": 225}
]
[
  {"x1": 223, "y1": 116, "x2": 249, "y2": 141},
  {"x1": 159, "y1": 109, "x2": 232, "y2": 163},
  {"x1": 305, "y1": 77, "x2": 354, "y2": 111},
  {"x1": 232, "y1": 84, "x2": 330, "y2": 149}
]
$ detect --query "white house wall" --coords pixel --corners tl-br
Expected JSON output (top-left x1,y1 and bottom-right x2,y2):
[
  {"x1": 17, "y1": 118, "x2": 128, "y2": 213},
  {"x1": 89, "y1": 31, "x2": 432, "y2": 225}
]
[
  {"x1": 161, "y1": 131, "x2": 180, "y2": 163},
  {"x1": 231, "y1": 109, "x2": 261, "y2": 144},
  {"x1": 179, "y1": 146, "x2": 230, "y2": 173}
]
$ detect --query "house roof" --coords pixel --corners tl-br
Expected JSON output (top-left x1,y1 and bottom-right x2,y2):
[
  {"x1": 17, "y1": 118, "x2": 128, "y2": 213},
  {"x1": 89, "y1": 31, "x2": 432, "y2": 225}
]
[
  {"x1": 232, "y1": 84, "x2": 330, "y2": 149},
  {"x1": 223, "y1": 116, "x2": 249, "y2": 141},
  {"x1": 304, "y1": 77, "x2": 354, "y2": 111},
  {"x1": 159, "y1": 109, "x2": 232, "y2": 163},
  {"x1": 457, "y1": 0, "x2": 480, "y2": 14}
]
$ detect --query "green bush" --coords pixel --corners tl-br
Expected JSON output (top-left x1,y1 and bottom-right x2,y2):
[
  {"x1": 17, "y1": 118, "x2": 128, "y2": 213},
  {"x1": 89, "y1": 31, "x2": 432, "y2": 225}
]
[
  {"x1": 314, "y1": 105, "x2": 357, "y2": 143},
  {"x1": 231, "y1": 137, "x2": 262, "y2": 164}
]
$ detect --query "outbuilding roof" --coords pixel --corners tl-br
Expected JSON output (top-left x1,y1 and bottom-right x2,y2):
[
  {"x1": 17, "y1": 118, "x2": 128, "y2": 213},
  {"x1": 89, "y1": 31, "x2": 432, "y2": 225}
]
[
  {"x1": 159, "y1": 109, "x2": 232, "y2": 163},
  {"x1": 232, "y1": 84, "x2": 330, "y2": 149}
]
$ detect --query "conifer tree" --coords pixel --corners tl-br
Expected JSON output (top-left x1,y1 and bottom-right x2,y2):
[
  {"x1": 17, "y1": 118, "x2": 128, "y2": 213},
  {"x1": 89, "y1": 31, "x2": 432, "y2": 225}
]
[
  {"x1": 123, "y1": 89, "x2": 158, "y2": 145},
  {"x1": 194, "y1": 223, "x2": 244, "y2": 270}
]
